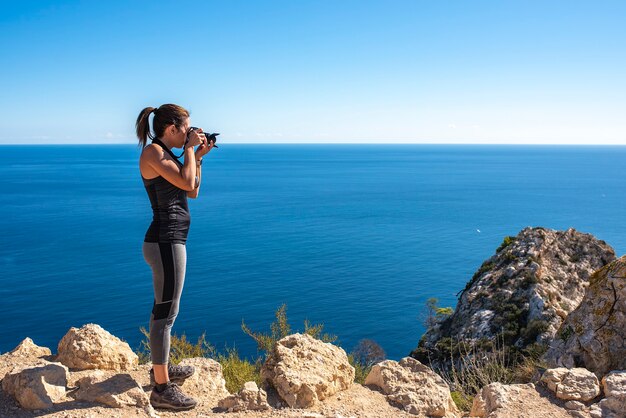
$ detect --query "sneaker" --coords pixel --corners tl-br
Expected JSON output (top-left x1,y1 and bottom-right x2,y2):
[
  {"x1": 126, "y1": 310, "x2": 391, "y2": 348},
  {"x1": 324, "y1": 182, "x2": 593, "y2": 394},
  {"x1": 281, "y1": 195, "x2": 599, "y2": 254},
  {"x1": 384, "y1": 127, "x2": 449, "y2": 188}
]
[
  {"x1": 150, "y1": 382, "x2": 197, "y2": 410},
  {"x1": 149, "y1": 364, "x2": 195, "y2": 386}
]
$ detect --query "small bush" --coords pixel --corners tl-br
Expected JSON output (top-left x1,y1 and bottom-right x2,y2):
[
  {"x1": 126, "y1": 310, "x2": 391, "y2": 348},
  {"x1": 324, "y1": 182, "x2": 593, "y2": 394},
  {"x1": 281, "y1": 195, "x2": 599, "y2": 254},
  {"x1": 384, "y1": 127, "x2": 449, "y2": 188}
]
[
  {"x1": 450, "y1": 390, "x2": 473, "y2": 412},
  {"x1": 459, "y1": 261, "x2": 497, "y2": 296},
  {"x1": 496, "y1": 236, "x2": 515, "y2": 253},
  {"x1": 215, "y1": 345, "x2": 262, "y2": 393},
  {"x1": 348, "y1": 353, "x2": 372, "y2": 384},
  {"x1": 241, "y1": 303, "x2": 338, "y2": 359},
  {"x1": 137, "y1": 327, "x2": 215, "y2": 365},
  {"x1": 520, "y1": 319, "x2": 549, "y2": 344},
  {"x1": 348, "y1": 339, "x2": 386, "y2": 383},
  {"x1": 520, "y1": 272, "x2": 539, "y2": 289},
  {"x1": 423, "y1": 298, "x2": 454, "y2": 328},
  {"x1": 430, "y1": 332, "x2": 549, "y2": 412},
  {"x1": 559, "y1": 325, "x2": 574, "y2": 342}
]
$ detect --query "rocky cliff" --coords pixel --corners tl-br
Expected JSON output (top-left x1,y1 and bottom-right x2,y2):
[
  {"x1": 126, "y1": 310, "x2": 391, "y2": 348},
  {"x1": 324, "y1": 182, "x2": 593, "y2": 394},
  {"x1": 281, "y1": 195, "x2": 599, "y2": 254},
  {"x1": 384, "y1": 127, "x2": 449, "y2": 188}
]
[
  {"x1": 412, "y1": 227, "x2": 616, "y2": 366},
  {"x1": 544, "y1": 255, "x2": 626, "y2": 377}
]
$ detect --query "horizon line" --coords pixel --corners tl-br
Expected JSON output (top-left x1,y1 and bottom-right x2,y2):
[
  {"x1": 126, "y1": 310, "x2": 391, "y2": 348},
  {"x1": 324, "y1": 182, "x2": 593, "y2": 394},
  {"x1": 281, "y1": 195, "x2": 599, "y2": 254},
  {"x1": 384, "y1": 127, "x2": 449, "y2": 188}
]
[{"x1": 1, "y1": 142, "x2": 625, "y2": 146}]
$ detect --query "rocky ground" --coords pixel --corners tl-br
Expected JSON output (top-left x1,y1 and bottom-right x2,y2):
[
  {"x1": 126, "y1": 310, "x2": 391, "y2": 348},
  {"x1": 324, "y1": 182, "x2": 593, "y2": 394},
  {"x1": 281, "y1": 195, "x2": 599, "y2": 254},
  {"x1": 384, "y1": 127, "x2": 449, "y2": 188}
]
[
  {"x1": 0, "y1": 329, "x2": 457, "y2": 418},
  {"x1": 0, "y1": 365, "x2": 421, "y2": 418}
]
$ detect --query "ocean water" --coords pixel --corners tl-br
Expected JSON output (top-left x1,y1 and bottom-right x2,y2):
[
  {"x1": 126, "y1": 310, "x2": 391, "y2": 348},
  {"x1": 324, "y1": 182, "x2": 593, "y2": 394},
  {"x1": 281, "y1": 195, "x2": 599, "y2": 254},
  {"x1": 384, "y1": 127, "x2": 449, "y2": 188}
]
[{"x1": 1, "y1": 144, "x2": 625, "y2": 360}]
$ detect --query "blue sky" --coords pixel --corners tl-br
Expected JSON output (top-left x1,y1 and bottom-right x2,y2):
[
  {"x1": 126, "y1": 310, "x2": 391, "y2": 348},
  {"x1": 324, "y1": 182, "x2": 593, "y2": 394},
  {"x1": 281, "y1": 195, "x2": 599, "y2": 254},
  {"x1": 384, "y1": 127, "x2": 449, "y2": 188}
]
[{"x1": 1, "y1": 1, "x2": 624, "y2": 144}]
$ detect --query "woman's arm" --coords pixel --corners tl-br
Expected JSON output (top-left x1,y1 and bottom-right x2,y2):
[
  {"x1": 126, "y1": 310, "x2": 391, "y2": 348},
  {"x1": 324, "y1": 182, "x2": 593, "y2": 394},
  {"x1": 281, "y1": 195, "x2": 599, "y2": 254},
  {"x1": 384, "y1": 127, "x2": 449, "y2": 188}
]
[
  {"x1": 187, "y1": 160, "x2": 201, "y2": 198},
  {"x1": 187, "y1": 139, "x2": 214, "y2": 198},
  {"x1": 144, "y1": 145, "x2": 197, "y2": 191}
]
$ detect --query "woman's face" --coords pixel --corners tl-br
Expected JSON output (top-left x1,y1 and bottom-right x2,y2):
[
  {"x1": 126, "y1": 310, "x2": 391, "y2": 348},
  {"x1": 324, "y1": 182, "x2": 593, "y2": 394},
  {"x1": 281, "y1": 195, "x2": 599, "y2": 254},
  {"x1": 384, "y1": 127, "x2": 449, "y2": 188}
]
[{"x1": 165, "y1": 117, "x2": 190, "y2": 148}]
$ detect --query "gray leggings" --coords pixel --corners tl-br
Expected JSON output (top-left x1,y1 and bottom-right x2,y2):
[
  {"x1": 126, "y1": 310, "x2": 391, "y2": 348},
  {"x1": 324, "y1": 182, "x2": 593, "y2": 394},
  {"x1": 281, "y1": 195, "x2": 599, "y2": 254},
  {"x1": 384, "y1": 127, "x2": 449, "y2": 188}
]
[{"x1": 142, "y1": 241, "x2": 187, "y2": 365}]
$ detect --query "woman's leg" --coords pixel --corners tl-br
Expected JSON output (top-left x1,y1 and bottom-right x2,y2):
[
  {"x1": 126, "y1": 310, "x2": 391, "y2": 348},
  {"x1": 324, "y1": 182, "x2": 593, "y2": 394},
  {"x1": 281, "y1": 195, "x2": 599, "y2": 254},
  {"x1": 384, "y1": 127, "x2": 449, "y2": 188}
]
[{"x1": 143, "y1": 241, "x2": 187, "y2": 383}]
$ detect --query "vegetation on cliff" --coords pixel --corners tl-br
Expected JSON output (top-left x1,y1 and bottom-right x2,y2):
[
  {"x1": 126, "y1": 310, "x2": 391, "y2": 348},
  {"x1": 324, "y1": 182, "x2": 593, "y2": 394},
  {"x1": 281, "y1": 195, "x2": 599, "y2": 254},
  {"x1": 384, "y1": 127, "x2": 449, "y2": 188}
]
[{"x1": 136, "y1": 303, "x2": 386, "y2": 393}]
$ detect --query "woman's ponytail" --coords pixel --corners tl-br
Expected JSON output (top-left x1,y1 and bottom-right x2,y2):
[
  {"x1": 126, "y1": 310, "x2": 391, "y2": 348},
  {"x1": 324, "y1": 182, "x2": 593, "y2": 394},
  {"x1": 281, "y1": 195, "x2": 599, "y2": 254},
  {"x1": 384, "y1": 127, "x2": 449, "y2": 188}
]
[{"x1": 136, "y1": 107, "x2": 157, "y2": 148}]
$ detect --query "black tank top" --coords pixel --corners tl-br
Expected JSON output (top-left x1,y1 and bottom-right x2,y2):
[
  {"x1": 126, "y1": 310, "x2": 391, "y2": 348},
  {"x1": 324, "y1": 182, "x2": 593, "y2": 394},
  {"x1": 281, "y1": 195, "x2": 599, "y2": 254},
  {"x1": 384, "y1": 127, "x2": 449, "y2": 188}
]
[{"x1": 142, "y1": 138, "x2": 191, "y2": 244}]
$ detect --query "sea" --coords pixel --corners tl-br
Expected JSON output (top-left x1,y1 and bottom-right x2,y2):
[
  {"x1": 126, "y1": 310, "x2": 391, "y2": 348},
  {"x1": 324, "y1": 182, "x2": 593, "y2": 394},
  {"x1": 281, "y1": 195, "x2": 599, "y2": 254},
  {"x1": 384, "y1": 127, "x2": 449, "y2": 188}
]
[{"x1": 1, "y1": 144, "x2": 625, "y2": 360}]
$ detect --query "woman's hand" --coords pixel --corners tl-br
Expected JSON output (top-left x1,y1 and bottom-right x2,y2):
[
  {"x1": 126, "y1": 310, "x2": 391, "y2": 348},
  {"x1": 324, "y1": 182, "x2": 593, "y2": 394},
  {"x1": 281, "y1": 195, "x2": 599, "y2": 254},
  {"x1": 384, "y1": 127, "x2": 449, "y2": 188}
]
[
  {"x1": 195, "y1": 138, "x2": 213, "y2": 159},
  {"x1": 186, "y1": 128, "x2": 204, "y2": 148}
]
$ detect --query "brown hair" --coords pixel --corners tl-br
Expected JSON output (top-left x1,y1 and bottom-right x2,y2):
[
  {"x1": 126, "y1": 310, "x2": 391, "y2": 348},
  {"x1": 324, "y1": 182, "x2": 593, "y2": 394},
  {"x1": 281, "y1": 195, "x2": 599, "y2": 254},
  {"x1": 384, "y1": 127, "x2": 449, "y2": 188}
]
[{"x1": 135, "y1": 104, "x2": 190, "y2": 148}]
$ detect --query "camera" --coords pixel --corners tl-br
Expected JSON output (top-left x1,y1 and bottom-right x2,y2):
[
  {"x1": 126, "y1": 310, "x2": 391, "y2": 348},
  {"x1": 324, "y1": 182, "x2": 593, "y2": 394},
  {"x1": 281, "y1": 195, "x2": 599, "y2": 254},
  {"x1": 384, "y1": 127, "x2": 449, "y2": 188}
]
[{"x1": 188, "y1": 127, "x2": 219, "y2": 148}]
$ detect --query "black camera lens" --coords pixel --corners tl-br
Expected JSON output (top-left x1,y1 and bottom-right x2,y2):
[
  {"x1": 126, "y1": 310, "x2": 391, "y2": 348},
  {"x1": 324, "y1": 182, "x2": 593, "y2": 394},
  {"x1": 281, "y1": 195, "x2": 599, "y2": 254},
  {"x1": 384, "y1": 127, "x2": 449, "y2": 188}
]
[{"x1": 188, "y1": 127, "x2": 219, "y2": 148}]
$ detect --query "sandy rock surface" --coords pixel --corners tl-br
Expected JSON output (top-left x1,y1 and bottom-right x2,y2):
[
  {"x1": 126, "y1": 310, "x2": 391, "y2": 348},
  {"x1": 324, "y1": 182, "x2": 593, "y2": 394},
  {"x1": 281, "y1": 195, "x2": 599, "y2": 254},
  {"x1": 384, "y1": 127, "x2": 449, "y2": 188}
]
[
  {"x1": 541, "y1": 367, "x2": 601, "y2": 401},
  {"x1": 56, "y1": 323, "x2": 139, "y2": 371},
  {"x1": 364, "y1": 356, "x2": 459, "y2": 417},
  {"x1": 218, "y1": 381, "x2": 271, "y2": 412},
  {"x1": 261, "y1": 333, "x2": 355, "y2": 408},
  {"x1": 470, "y1": 382, "x2": 574, "y2": 418}
]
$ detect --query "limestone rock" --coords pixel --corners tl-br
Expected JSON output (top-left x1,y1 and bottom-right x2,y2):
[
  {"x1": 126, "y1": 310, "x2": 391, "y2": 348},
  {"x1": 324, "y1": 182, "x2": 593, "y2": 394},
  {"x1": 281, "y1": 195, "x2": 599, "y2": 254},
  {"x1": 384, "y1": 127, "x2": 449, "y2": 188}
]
[
  {"x1": 590, "y1": 398, "x2": 623, "y2": 418},
  {"x1": 0, "y1": 338, "x2": 54, "y2": 382},
  {"x1": 8, "y1": 338, "x2": 52, "y2": 358},
  {"x1": 471, "y1": 382, "x2": 573, "y2": 418},
  {"x1": 540, "y1": 367, "x2": 600, "y2": 401},
  {"x1": 413, "y1": 227, "x2": 615, "y2": 369},
  {"x1": 72, "y1": 369, "x2": 155, "y2": 416},
  {"x1": 56, "y1": 323, "x2": 138, "y2": 371},
  {"x1": 218, "y1": 380, "x2": 271, "y2": 412},
  {"x1": 544, "y1": 256, "x2": 626, "y2": 376},
  {"x1": 364, "y1": 356, "x2": 459, "y2": 417},
  {"x1": 176, "y1": 357, "x2": 229, "y2": 401},
  {"x1": 600, "y1": 370, "x2": 626, "y2": 416},
  {"x1": 261, "y1": 333, "x2": 355, "y2": 408},
  {"x1": 1, "y1": 361, "x2": 68, "y2": 410},
  {"x1": 471, "y1": 382, "x2": 528, "y2": 417},
  {"x1": 564, "y1": 400, "x2": 585, "y2": 410}
]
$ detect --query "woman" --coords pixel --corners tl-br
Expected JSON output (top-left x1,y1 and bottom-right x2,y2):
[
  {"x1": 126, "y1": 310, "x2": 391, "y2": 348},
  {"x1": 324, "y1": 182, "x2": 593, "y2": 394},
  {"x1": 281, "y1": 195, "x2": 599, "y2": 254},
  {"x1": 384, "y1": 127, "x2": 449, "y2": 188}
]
[{"x1": 136, "y1": 104, "x2": 213, "y2": 410}]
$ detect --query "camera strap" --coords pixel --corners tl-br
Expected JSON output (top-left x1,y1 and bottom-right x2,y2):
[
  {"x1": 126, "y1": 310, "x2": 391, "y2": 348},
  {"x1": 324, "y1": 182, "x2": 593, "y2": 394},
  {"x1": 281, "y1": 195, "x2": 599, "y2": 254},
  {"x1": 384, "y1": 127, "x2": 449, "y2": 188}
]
[{"x1": 151, "y1": 137, "x2": 184, "y2": 162}]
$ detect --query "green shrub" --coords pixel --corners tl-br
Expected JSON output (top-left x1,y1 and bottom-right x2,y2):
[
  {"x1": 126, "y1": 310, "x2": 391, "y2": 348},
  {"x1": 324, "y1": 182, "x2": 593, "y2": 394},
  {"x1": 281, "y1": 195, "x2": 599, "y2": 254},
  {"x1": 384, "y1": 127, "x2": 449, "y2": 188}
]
[
  {"x1": 137, "y1": 327, "x2": 215, "y2": 365},
  {"x1": 460, "y1": 261, "x2": 496, "y2": 296},
  {"x1": 450, "y1": 391, "x2": 473, "y2": 411},
  {"x1": 520, "y1": 272, "x2": 539, "y2": 289},
  {"x1": 434, "y1": 333, "x2": 514, "y2": 412},
  {"x1": 520, "y1": 319, "x2": 549, "y2": 344},
  {"x1": 423, "y1": 297, "x2": 454, "y2": 328},
  {"x1": 215, "y1": 346, "x2": 262, "y2": 393},
  {"x1": 241, "y1": 303, "x2": 338, "y2": 358},
  {"x1": 496, "y1": 236, "x2": 515, "y2": 253},
  {"x1": 559, "y1": 325, "x2": 574, "y2": 342},
  {"x1": 348, "y1": 353, "x2": 372, "y2": 384}
]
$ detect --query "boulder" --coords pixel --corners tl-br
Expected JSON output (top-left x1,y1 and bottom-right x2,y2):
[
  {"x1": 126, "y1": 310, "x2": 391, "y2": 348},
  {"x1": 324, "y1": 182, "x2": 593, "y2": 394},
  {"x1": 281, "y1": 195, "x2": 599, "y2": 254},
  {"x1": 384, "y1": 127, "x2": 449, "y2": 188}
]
[
  {"x1": 261, "y1": 333, "x2": 355, "y2": 408},
  {"x1": 471, "y1": 382, "x2": 573, "y2": 418},
  {"x1": 72, "y1": 369, "x2": 155, "y2": 416},
  {"x1": 1, "y1": 361, "x2": 68, "y2": 410},
  {"x1": 56, "y1": 323, "x2": 138, "y2": 371},
  {"x1": 0, "y1": 338, "x2": 54, "y2": 381},
  {"x1": 8, "y1": 337, "x2": 51, "y2": 358},
  {"x1": 563, "y1": 400, "x2": 585, "y2": 411},
  {"x1": 218, "y1": 381, "x2": 271, "y2": 412},
  {"x1": 176, "y1": 357, "x2": 229, "y2": 401},
  {"x1": 589, "y1": 398, "x2": 622, "y2": 418},
  {"x1": 599, "y1": 370, "x2": 626, "y2": 416},
  {"x1": 540, "y1": 367, "x2": 600, "y2": 401},
  {"x1": 364, "y1": 356, "x2": 458, "y2": 417},
  {"x1": 471, "y1": 382, "x2": 527, "y2": 417},
  {"x1": 544, "y1": 256, "x2": 626, "y2": 376}
]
